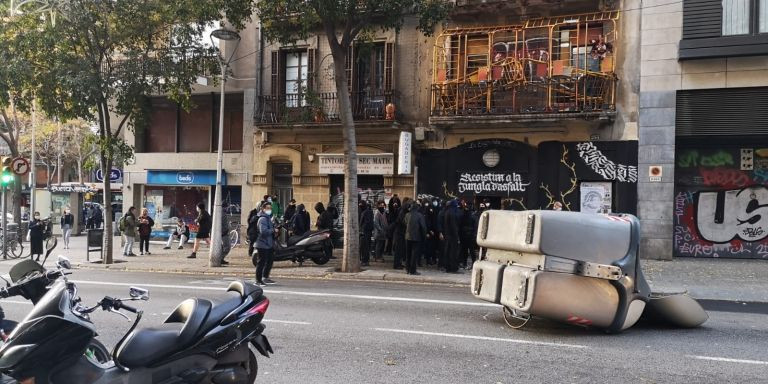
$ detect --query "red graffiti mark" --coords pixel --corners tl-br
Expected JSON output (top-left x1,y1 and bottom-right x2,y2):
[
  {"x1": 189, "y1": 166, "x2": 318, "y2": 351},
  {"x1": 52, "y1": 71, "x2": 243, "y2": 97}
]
[{"x1": 699, "y1": 168, "x2": 752, "y2": 189}]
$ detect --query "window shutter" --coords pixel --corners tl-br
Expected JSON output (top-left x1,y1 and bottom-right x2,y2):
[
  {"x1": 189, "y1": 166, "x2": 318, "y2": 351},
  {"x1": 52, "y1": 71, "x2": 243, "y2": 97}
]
[
  {"x1": 307, "y1": 48, "x2": 316, "y2": 91},
  {"x1": 345, "y1": 44, "x2": 354, "y2": 92},
  {"x1": 682, "y1": 0, "x2": 722, "y2": 39},
  {"x1": 384, "y1": 42, "x2": 395, "y2": 92},
  {"x1": 271, "y1": 50, "x2": 283, "y2": 96}
]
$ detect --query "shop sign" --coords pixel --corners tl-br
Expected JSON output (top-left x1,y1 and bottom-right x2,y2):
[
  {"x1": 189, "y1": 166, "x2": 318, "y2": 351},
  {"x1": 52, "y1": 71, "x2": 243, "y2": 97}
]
[
  {"x1": 398, "y1": 131, "x2": 412, "y2": 175},
  {"x1": 457, "y1": 172, "x2": 530, "y2": 195},
  {"x1": 95, "y1": 168, "x2": 122, "y2": 182},
  {"x1": 147, "y1": 170, "x2": 226, "y2": 186},
  {"x1": 50, "y1": 184, "x2": 98, "y2": 193},
  {"x1": 318, "y1": 154, "x2": 394, "y2": 175}
]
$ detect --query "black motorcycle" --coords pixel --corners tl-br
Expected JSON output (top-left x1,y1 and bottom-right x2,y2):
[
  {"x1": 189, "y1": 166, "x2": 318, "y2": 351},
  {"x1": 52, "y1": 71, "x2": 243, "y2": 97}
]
[
  {"x1": 0, "y1": 256, "x2": 273, "y2": 383},
  {"x1": 0, "y1": 237, "x2": 111, "y2": 363}
]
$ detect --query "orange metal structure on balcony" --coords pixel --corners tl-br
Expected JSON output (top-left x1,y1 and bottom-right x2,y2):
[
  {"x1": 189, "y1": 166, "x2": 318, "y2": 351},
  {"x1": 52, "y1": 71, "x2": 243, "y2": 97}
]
[{"x1": 431, "y1": 11, "x2": 620, "y2": 119}]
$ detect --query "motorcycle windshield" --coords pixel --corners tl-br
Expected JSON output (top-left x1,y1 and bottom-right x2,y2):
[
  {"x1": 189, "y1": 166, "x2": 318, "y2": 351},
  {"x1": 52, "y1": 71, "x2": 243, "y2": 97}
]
[{"x1": 8, "y1": 260, "x2": 45, "y2": 284}]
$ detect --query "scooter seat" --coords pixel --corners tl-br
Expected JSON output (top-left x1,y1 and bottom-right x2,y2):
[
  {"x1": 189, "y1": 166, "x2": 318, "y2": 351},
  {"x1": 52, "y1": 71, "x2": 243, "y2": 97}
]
[
  {"x1": 115, "y1": 323, "x2": 185, "y2": 368},
  {"x1": 198, "y1": 291, "x2": 244, "y2": 335},
  {"x1": 288, "y1": 230, "x2": 327, "y2": 246}
]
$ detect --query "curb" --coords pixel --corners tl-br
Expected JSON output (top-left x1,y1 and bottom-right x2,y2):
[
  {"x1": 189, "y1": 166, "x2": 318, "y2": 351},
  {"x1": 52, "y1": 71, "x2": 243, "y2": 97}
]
[{"x1": 73, "y1": 263, "x2": 472, "y2": 287}]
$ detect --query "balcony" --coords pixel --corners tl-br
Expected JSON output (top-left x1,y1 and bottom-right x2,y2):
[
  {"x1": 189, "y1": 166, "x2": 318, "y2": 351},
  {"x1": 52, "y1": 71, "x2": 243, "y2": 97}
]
[
  {"x1": 430, "y1": 12, "x2": 620, "y2": 127},
  {"x1": 255, "y1": 91, "x2": 400, "y2": 128}
]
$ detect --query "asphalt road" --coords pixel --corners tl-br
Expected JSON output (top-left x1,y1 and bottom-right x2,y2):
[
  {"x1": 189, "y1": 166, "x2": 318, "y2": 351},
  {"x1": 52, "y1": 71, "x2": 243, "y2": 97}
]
[{"x1": 0, "y1": 267, "x2": 766, "y2": 384}]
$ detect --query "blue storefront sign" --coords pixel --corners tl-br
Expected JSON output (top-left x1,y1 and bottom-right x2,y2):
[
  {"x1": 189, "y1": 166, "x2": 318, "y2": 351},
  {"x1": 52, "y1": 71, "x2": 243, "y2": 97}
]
[
  {"x1": 95, "y1": 168, "x2": 122, "y2": 182},
  {"x1": 147, "y1": 170, "x2": 226, "y2": 186}
]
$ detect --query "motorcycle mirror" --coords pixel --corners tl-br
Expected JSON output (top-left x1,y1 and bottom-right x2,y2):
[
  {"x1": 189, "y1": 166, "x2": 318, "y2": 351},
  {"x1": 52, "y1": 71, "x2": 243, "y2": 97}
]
[
  {"x1": 56, "y1": 255, "x2": 72, "y2": 270},
  {"x1": 129, "y1": 286, "x2": 150, "y2": 301}
]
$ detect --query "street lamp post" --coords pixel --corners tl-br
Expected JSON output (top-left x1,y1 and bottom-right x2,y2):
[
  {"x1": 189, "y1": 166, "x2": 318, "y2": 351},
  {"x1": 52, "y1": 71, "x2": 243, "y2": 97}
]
[{"x1": 208, "y1": 28, "x2": 241, "y2": 267}]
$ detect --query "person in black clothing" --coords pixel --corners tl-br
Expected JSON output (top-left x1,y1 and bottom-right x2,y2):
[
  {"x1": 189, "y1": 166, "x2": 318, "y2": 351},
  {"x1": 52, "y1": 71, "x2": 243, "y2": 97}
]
[
  {"x1": 385, "y1": 195, "x2": 401, "y2": 255},
  {"x1": 436, "y1": 200, "x2": 447, "y2": 270},
  {"x1": 283, "y1": 199, "x2": 297, "y2": 224},
  {"x1": 404, "y1": 201, "x2": 427, "y2": 275},
  {"x1": 392, "y1": 198, "x2": 410, "y2": 269},
  {"x1": 443, "y1": 200, "x2": 461, "y2": 273},
  {"x1": 422, "y1": 198, "x2": 439, "y2": 266},
  {"x1": 28, "y1": 212, "x2": 45, "y2": 261},
  {"x1": 246, "y1": 205, "x2": 261, "y2": 257},
  {"x1": 188, "y1": 203, "x2": 211, "y2": 259},
  {"x1": 458, "y1": 200, "x2": 477, "y2": 269},
  {"x1": 137, "y1": 208, "x2": 155, "y2": 255},
  {"x1": 292, "y1": 204, "x2": 310, "y2": 236},
  {"x1": 358, "y1": 200, "x2": 373, "y2": 266}
]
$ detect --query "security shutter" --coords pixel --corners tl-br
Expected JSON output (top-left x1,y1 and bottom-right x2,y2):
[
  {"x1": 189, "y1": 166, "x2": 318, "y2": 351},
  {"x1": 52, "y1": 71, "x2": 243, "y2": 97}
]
[
  {"x1": 271, "y1": 50, "x2": 284, "y2": 97},
  {"x1": 682, "y1": 0, "x2": 722, "y2": 40},
  {"x1": 307, "y1": 48, "x2": 316, "y2": 91},
  {"x1": 676, "y1": 87, "x2": 768, "y2": 136},
  {"x1": 345, "y1": 44, "x2": 355, "y2": 92}
]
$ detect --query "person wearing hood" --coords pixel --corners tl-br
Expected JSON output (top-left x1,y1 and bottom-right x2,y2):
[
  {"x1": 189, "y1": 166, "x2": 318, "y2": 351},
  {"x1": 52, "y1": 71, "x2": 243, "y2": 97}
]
[
  {"x1": 253, "y1": 202, "x2": 278, "y2": 286},
  {"x1": 404, "y1": 201, "x2": 427, "y2": 275},
  {"x1": 373, "y1": 200, "x2": 388, "y2": 262},
  {"x1": 392, "y1": 198, "x2": 411, "y2": 269},
  {"x1": 385, "y1": 198, "x2": 400, "y2": 256},
  {"x1": 293, "y1": 204, "x2": 310, "y2": 236},
  {"x1": 283, "y1": 199, "x2": 297, "y2": 223},
  {"x1": 443, "y1": 199, "x2": 461, "y2": 273},
  {"x1": 358, "y1": 200, "x2": 374, "y2": 266},
  {"x1": 315, "y1": 202, "x2": 334, "y2": 231},
  {"x1": 422, "y1": 198, "x2": 438, "y2": 266}
]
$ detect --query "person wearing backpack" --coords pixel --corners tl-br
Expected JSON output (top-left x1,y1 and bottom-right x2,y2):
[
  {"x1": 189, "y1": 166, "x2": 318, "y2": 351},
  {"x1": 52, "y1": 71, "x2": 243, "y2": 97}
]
[
  {"x1": 246, "y1": 203, "x2": 262, "y2": 257},
  {"x1": 121, "y1": 207, "x2": 138, "y2": 257}
]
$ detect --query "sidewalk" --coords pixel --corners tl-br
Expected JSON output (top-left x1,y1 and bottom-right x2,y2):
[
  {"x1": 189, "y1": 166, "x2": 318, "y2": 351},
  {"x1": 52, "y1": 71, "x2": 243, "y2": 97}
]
[{"x1": 3, "y1": 235, "x2": 767, "y2": 302}]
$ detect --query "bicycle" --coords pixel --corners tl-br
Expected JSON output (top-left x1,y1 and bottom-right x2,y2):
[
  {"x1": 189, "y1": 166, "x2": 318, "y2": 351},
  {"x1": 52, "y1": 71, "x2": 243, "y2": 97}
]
[
  {"x1": 228, "y1": 222, "x2": 249, "y2": 248},
  {"x1": 0, "y1": 231, "x2": 24, "y2": 259}
]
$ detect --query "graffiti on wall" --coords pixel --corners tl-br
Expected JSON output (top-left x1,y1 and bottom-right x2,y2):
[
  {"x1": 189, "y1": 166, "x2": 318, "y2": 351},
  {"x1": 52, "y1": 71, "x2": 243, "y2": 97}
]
[
  {"x1": 576, "y1": 142, "x2": 639, "y2": 183},
  {"x1": 457, "y1": 172, "x2": 530, "y2": 195},
  {"x1": 675, "y1": 146, "x2": 768, "y2": 259}
]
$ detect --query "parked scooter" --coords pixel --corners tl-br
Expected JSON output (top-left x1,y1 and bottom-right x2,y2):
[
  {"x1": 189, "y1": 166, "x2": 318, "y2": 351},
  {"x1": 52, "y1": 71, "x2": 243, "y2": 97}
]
[
  {"x1": 0, "y1": 257, "x2": 273, "y2": 383},
  {"x1": 260, "y1": 220, "x2": 333, "y2": 266},
  {"x1": 0, "y1": 237, "x2": 110, "y2": 362},
  {"x1": 471, "y1": 210, "x2": 708, "y2": 333}
]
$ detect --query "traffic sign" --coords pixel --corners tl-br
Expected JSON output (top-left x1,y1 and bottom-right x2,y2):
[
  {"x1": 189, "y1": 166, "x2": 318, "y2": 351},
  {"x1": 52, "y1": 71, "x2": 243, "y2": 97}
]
[
  {"x1": 95, "y1": 168, "x2": 122, "y2": 182},
  {"x1": 11, "y1": 157, "x2": 29, "y2": 176}
]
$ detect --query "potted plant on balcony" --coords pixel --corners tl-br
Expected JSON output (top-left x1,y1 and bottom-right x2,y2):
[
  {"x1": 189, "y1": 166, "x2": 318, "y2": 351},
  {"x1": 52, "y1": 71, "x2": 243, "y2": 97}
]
[{"x1": 305, "y1": 87, "x2": 325, "y2": 123}]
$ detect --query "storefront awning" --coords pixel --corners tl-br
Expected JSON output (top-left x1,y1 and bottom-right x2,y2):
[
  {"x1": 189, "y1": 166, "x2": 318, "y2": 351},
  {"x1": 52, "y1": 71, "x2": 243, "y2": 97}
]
[{"x1": 147, "y1": 170, "x2": 226, "y2": 186}]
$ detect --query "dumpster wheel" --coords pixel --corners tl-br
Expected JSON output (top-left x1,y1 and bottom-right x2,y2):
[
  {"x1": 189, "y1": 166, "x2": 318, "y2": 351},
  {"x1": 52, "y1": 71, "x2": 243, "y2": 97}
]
[{"x1": 502, "y1": 306, "x2": 531, "y2": 329}]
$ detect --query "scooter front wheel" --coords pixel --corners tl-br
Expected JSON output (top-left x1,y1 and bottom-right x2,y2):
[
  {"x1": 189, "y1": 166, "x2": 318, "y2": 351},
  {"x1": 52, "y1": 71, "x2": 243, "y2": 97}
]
[{"x1": 311, "y1": 255, "x2": 330, "y2": 265}]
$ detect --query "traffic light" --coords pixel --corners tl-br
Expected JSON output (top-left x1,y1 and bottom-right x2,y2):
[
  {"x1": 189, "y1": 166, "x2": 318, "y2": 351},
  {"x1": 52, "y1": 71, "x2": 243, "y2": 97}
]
[{"x1": 1, "y1": 157, "x2": 12, "y2": 187}]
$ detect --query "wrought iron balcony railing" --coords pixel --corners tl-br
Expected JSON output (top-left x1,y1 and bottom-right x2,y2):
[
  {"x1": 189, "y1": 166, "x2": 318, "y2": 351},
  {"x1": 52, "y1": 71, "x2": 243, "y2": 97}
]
[{"x1": 255, "y1": 91, "x2": 398, "y2": 125}]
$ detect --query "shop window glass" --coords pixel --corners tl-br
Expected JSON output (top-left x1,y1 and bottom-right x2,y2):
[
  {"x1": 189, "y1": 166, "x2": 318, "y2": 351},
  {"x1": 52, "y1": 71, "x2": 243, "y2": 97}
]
[
  {"x1": 723, "y1": 0, "x2": 750, "y2": 35},
  {"x1": 760, "y1": 0, "x2": 768, "y2": 33},
  {"x1": 213, "y1": 93, "x2": 244, "y2": 152}
]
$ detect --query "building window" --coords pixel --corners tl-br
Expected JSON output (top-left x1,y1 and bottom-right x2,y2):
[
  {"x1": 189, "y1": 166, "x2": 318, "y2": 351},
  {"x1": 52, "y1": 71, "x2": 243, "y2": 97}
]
[
  {"x1": 761, "y1": 0, "x2": 768, "y2": 32},
  {"x1": 284, "y1": 51, "x2": 308, "y2": 107},
  {"x1": 723, "y1": 0, "x2": 751, "y2": 35},
  {"x1": 355, "y1": 43, "x2": 386, "y2": 95}
]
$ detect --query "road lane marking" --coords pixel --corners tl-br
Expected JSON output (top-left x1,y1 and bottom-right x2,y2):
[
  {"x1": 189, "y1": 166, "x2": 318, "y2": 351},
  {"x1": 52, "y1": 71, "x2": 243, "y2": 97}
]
[
  {"x1": 72, "y1": 280, "x2": 499, "y2": 308},
  {"x1": 264, "y1": 319, "x2": 311, "y2": 325},
  {"x1": 1, "y1": 300, "x2": 30, "y2": 305},
  {"x1": 687, "y1": 355, "x2": 768, "y2": 365},
  {"x1": 373, "y1": 328, "x2": 588, "y2": 349}
]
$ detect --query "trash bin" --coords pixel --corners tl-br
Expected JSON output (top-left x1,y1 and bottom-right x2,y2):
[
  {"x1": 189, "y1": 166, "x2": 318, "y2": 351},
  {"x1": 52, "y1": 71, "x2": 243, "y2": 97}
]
[{"x1": 87, "y1": 229, "x2": 104, "y2": 261}]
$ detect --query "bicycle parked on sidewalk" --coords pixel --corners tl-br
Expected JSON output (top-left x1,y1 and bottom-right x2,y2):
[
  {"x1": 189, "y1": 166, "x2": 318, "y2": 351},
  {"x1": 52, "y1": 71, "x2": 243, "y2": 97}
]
[
  {"x1": 0, "y1": 231, "x2": 23, "y2": 259},
  {"x1": 229, "y1": 221, "x2": 250, "y2": 248}
]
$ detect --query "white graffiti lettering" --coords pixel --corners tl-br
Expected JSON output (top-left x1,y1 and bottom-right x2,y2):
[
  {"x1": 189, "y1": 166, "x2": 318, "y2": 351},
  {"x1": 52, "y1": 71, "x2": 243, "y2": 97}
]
[
  {"x1": 457, "y1": 172, "x2": 530, "y2": 195},
  {"x1": 696, "y1": 187, "x2": 768, "y2": 243},
  {"x1": 576, "y1": 142, "x2": 638, "y2": 183}
]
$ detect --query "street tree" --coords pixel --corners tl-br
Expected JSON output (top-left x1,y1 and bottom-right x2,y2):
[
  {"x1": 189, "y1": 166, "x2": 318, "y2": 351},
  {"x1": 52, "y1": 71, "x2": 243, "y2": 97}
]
[
  {"x1": 257, "y1": 0, "x2": 449, "y2": 272},
  {"x1": 1, "y1": 0, "x2": 254, "y2": 263}
]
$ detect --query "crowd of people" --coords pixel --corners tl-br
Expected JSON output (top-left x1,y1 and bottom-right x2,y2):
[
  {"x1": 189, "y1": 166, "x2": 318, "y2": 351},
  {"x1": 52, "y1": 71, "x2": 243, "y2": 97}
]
[
  {"x1": 114, "y1": 192, "x2": 495, "y2": 284},
  {"x1": 357, "y1": 194, "x2": 487, "y2": 276}
]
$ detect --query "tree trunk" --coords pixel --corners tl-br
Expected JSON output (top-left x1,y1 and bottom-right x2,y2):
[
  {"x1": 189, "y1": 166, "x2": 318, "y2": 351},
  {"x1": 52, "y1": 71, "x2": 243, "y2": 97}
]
[
  {"x1": 329, "y1": 39, "x2": 360, "y2": 273},
  {"x1": 101, "y1": 153, "x2": 114, "y2": 264}
]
